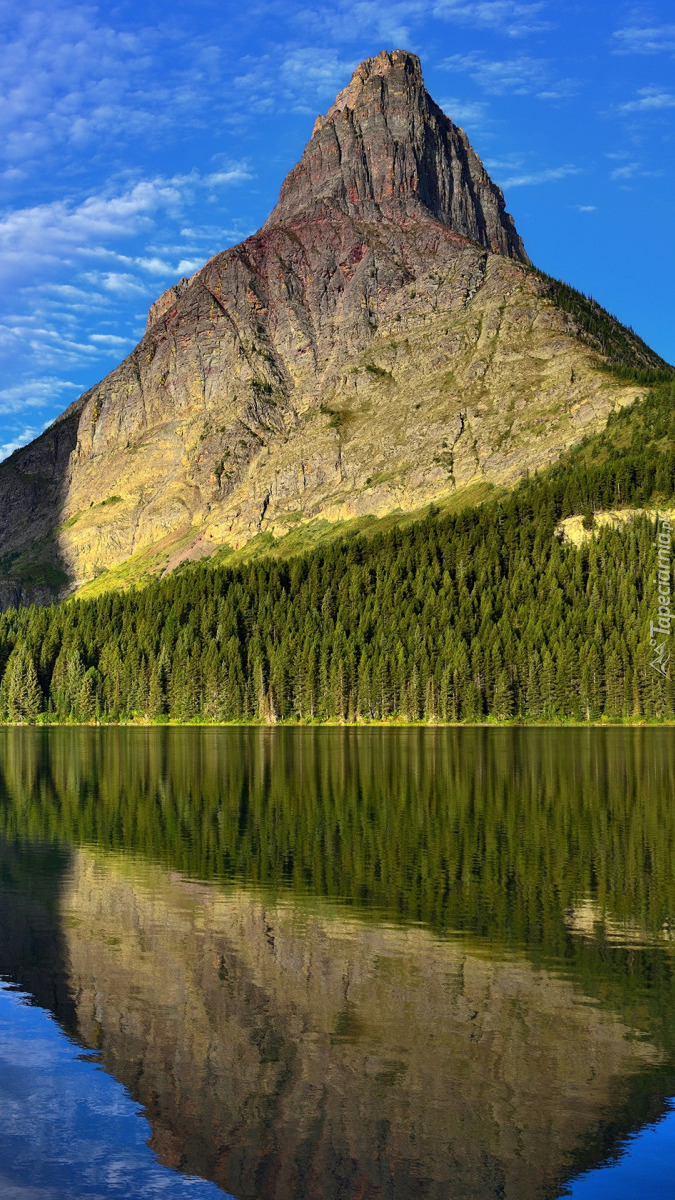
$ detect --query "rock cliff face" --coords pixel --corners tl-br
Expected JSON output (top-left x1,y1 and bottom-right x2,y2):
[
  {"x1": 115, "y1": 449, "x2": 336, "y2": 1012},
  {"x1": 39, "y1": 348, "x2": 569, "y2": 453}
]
[
  {"x1": 0, "y1": 50, "x2": 668, "y2": 602},
  {"x1": 267, "y1": 50, "x2": 527, "y2": 260}
]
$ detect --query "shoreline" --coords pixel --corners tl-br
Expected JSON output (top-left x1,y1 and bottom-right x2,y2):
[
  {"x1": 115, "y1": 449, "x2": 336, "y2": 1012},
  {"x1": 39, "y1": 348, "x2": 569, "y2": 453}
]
[{"x1": 1, "y1": 718, "x2": 674, "y2": 729}]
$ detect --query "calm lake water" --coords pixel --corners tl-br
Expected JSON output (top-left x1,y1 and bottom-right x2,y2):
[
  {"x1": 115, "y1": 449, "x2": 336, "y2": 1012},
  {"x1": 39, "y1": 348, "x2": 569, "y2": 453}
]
[{"x1": 0, "y1": 726, "x2": 674, "y2": 1200}]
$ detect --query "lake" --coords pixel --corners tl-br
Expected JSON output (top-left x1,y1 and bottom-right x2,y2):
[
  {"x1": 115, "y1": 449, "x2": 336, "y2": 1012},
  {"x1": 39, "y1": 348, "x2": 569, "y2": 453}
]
[{"x1": 0, "y1": 726, "x2": 674, "y2": 1199}]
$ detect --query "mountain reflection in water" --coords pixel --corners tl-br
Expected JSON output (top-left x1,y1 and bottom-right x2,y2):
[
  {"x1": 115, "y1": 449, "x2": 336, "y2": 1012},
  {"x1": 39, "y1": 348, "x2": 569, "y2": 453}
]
[{"x1": 0, "y1": 726, "x2": 674, "y2": 1200}]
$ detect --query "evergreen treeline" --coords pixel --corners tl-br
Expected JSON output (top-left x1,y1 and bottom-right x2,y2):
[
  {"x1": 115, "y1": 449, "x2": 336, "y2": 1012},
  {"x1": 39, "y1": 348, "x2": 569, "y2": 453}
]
[
  {"x1": 0, "y1": 382, "x2": 673, "y2": 725},
  {"x1": 539, "y1": 272, "x2": 675, "y2": 382}
]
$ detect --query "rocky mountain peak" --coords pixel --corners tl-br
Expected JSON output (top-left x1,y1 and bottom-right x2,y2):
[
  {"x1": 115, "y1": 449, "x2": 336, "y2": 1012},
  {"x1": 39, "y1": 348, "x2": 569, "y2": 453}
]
[
  {"x1": 265, "y1": 49, "x2": 529, "y2": 263},
  {"x1": 1, "y1": 48, "x2": 666, "y2": 607},
  {"x1": 311, "y1": 49, "x2": 424, "y2": 133}
]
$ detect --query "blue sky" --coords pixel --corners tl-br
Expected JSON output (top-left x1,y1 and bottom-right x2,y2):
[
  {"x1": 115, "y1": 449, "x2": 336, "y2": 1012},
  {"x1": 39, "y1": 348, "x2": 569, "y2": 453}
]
[
  {"x1": 0, "y1": 0, "x2": 673, "y2": 460},
  {"x1": 0, "y1": 982, "x2": 230, "y2": 1198}
]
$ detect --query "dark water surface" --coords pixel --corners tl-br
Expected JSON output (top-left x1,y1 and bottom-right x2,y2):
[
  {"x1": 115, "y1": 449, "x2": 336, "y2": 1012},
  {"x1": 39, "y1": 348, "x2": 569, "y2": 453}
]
[{"x1": 0, "y1": 726, "x2": 674, "y2": 1199}]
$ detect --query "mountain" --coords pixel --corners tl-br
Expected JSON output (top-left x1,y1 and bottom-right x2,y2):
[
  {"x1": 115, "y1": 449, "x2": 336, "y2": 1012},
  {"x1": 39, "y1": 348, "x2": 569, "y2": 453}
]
[{"x1": 0, "y1": 49, "x2": 669, "y2": 607}]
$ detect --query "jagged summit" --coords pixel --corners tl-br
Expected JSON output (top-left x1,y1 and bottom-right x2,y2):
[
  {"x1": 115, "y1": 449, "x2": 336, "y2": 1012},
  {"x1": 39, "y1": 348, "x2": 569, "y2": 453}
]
[
  {"x1": 265, "y1": 49, "x2": 528, "y2": 263},
  {"x1": 312, "y1": 49, "x2": 425, "y2": 132}
]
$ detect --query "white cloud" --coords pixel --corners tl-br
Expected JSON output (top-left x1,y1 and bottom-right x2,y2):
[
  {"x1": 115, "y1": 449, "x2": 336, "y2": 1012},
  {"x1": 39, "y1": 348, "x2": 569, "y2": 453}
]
[
  {"x1": 0, "y1": 426, "x2": 44, "y2": 460},
  {"x1": 176, "y1": 258, "x2": 204, "y2": 274},
  {"x1": 440, "y1": 52, "x2": 550, "y2": 95},
  {"x1": 0, "y1": 3, "x2": 236, "y2": 177},
  {"x1": 499, "y1": 164, "x2": 580, "y2": 187},
  {"x1": 0, "y1": 377, "x2": 80, "y2": 415},
  {"x1": 610, "y1": 162, "x2": 639, "y2": 181},
  {"x1": 86, "y1": 273, "x2": 150, "y2": 297},
  {"x1": 483, "y1": 154, "x2": 524, "y2": 171},
  {"x1": 293, "y1": 2, "x2": 426, "y2": 46},
  {"x1": 0, "y1": 160, "x2": 253, "y2": 399},
  {"x1": 176, "y1": 223, "x2": 249, "y2": 242},
  {"x1": 0, "y1": 169, "x2": 249, "y2": 290},
  {"x1": 89, "y1": 334, "x2": 136, "y2": 347},
  {"x1": 612, "y1": 25, "x2": 675, "y2": 55},
  {"x1": 536, "y1": 84, "x2": 577, "y2": 100},
  {"x1": 619, "y1": 88, "x2": 675, "y2": 112},
  {"x1": 0, "y1": 182, "x2": 174, "y2": 282},
  {"x1": 610, "y1": 162, "x2": 663, "y2": 182},
  {"x1": 234, "y1": 48, "x2": 355, "y2": 113},
  {"x1": 574, "y1": 204, "x2": 597, "y2": 212},
  {"x1": 0, "y1": 7, "x2": 147, "y2": 162},
  {"x1": 432, "y1": 0, "x2": 550, "y2": 36},
  {"x1": 42, "y1": 283, "x2": 107, "y2": 302},
  {"x1": 206, "y1": 166, "x2": 252, "y2": 186},
  {"x1": 439, "y1": 97, "x2": 491, "y2": 128},
  {"x1": 280, "y1": 48, "x2": 356, "y2": 95},
  {"x1": 0, "y1": 311, "x2": 119, "y2": 370},
  {"x1": 286, "y1": 0, "x2": 548, "y2": 44},
  {"x1": 135, "y1": 256, "x2": 174, "y2": 276}
]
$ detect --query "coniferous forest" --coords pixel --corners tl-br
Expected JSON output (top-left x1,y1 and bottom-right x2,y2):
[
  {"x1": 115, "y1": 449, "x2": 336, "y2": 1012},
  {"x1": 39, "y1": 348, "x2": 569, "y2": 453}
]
[{"x1": 1, "y1": 379, "x2": 674, "y2": 725}]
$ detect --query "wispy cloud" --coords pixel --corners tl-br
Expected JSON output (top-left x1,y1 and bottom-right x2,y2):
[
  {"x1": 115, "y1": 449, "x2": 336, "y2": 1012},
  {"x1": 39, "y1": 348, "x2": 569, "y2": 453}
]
[
  {"x1": 483, "y1": 154, "x2": 525, "y2": 171},
  {"x1": 439, "y1": 97, "x2": 491, "y2": 129},
  {"x1": 432, "y1": 0, "x2": 550, "y2": 37},
  {"x1": 0, "y1": 157, "x2": 254, "y2": 396},
  {"x1": 134, "y1": 256, "x2": 174, "y2": 276},
  {"x1": 207, "y1": 166, "x2": 252, "y2": 186},
  {"x1": 610, "y1": 162, "x2": 663, "y2": 182},
  {"x1": 0, "y1": 168, "x2": 250, "y2": 289},
  {"x1": 619, "y1": 87, "x2": 675, "y2": 112},
  {"x1": 290, "y1": 1, "x2": 424, "y2": 45},
  {"x1": 234, "y1": 48, "x2": 355, "y2": 114},
  {"x1": 440, "y1": 52, "x2": 570, "y2": 97},
  {"x1": 499, "y1": 164, "x2": 580, "y2": 187},
  {"x1": 288, "y1": 0, "x2": 548, "y2": 43},
  {"x1": 1, "y1": 7, "x2": 148, "y2": 167},
  {"x1": 0, "y1": 3, "x2": 231, "y2": 177},
  {"x1": 0, "y1": 316, "x2": 85, "y2": 364},
  {"x1": 612, "y1": 24, "x2": 675, "y2": 55},
  {"x1": 176, "y1": 258, "x2": 204, "y2": 274},
  {"x1": 0, "y1": 181, "x2": 178, "y2": 283},
  {"x1": 89, "y1": 334, "x2": 135, "y2": 347},
  {"x1": 0, "y1": 377, "x2": 80, "y2": 415},
  {"x1": 574, "y1": 204, "x2": 597, "y2": 212},
  {"x1": 610, "y1": 163, "x2": 639, "y2": 181},
  {"x1": 0, "y1": 425, "x2": 44, "y2": 460},
  {"x1": 89, "y1": 272, "x2": 150, "y2": 297}
]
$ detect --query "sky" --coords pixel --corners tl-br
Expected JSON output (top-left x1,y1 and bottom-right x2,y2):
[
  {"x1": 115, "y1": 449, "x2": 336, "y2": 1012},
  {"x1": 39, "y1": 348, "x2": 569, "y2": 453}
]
[
  {"x1": 0, "y1": 981, "x2": 230, "y2": 1198},
  {"x1": 0, "y1": 0, "x2": 673, "y2": 461}
]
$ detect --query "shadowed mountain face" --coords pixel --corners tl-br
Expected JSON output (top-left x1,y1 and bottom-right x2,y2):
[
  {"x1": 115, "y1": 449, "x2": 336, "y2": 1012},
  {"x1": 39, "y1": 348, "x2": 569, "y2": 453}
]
[{"x1": 0, "y1": 51, "x2": 668, "y2": 604}]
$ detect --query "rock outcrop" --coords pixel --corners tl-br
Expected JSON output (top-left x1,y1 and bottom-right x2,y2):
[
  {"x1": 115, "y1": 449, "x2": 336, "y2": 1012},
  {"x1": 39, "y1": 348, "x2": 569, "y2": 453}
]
[
  {"x1": 0, "y1": 50, "x2": 668, "y2": 602},
  {"x1": 266, "y1": 49, "x2": 527, "y2": 261}
]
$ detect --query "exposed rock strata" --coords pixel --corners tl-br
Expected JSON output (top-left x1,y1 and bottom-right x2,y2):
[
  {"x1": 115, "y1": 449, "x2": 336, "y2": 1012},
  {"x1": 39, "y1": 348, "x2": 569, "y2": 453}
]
[{"x1": 267, "y1": 50, "x2": 527, "y2": 261}]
